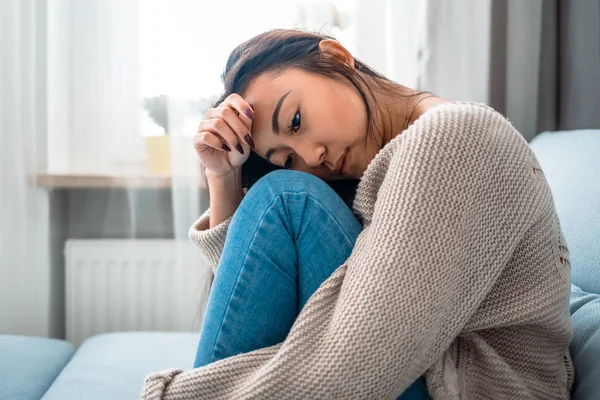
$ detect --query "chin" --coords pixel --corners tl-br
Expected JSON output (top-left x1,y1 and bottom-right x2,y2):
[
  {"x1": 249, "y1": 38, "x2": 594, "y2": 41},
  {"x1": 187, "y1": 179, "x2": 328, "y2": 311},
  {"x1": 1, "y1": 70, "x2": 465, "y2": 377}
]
[{"x1": 345, "y1": 163, "x2": 365, "y2": 180}]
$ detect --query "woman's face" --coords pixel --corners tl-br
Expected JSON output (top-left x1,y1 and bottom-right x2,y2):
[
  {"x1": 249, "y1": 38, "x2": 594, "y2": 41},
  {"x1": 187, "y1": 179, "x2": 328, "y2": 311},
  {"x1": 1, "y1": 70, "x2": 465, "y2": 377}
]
[{"x1": 244, "y1": 68, "x2": 375, "y2": 180}]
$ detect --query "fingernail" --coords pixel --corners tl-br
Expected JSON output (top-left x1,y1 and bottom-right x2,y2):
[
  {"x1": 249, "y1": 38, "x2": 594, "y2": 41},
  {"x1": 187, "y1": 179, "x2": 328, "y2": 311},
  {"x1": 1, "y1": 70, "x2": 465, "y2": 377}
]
[
  {"x1": 243, "y1": 107, "x2": 255, "y2": 121},
  {"x1": 244, "y1": 134, "x2": 255, "y2": 148},
  {"x1": 235, "y1": 143, "x2": 244, "y2": 155},
  {"x1": 221, "y1": 144, "x2": 231, "y2": 152}
]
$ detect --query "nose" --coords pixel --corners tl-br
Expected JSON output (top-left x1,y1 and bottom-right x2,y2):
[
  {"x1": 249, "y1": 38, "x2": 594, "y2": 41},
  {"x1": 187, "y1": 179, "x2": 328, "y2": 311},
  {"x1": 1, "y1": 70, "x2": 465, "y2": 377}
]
[{"x1": 296, "y1": 141, "x2": 326, "y2": 168}]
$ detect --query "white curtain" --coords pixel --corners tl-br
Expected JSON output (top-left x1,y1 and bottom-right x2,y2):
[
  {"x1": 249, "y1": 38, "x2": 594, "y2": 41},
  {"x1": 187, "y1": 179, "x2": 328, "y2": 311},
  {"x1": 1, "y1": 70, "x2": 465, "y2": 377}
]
[
  {"x1": 0, "y1": 0, "x2": 52, "y2": 337},
  {"x1": 47, "y1": 0, "x2": 144, "y2": 174},
  {"x1": 354, "y1": 0, "x2": 428, "y2": 88},
  {"x1": 422, "y1": 0, "x2": 492, "y2": 103}
]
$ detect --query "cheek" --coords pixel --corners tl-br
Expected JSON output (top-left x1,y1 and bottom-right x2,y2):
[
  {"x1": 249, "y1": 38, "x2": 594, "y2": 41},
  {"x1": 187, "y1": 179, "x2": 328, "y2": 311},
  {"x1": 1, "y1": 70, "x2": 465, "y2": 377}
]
[
  {"x1": 329, "y1": 105, "x2": 366, "y2": 141},
  {"x1": 312, "y1": 115, "x2": 359, "y2": 144},
  {"x1": 310, "y1": 94, "x2": 360, "y2": 138}
]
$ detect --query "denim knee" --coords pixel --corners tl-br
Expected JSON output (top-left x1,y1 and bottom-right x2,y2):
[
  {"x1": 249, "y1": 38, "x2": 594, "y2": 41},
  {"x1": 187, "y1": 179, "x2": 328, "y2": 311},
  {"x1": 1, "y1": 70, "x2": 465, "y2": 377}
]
[
  {"x1": 245, "y1": 170, "x2": 334, "y2": 201},
  {"x1": 237, "y1": 170, "x2": 361, "y2": 237}
]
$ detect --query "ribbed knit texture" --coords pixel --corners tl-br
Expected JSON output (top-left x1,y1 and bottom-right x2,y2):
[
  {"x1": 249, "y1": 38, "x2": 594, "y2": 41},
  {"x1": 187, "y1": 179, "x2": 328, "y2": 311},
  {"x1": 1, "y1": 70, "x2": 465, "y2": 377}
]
[
  {"x1": 142, "y1": 102, "x2": 573, "y2": 399},
  {"x1": 189, "y1": 208, "x2": 232, "y2": 276}
]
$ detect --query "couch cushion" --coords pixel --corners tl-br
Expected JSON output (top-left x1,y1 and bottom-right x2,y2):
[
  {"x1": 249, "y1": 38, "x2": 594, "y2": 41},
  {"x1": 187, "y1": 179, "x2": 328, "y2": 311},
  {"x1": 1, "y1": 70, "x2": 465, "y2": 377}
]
[
  {"x1": 41, "y1": 332, "x2": 198, "y2": 400},
  {"x1": 530, "y1": 129, "x2": 600, "y2": 400},
  {"x1": 530, "y1": 129, "x2": 600, "y2": 293},
  {"x1": 570, "y1": 284, "x2": 600, "y2": 400},
  {"x1": 0, "y1": 335, "x2": 75, "y2": 400}
]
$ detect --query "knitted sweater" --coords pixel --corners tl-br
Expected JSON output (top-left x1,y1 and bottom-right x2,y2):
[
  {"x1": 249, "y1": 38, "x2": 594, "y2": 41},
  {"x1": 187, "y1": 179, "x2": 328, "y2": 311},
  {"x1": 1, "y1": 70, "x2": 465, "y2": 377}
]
[{"x1": 141, "y1": 102, "x2": 573, "y2": 399}]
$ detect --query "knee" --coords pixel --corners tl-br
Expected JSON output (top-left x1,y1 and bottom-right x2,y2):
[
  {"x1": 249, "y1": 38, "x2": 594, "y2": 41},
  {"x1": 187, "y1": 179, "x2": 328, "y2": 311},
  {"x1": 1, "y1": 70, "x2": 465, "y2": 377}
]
[
  {"x1": 233, "y1": 170, "x2": 330, "y2": 227},
  {"x1": 233, "y1": 170, "x2": 360, "y2": 235},
  {"x1": 246, "y1": 170, "x2": 332, "y2": 200}
]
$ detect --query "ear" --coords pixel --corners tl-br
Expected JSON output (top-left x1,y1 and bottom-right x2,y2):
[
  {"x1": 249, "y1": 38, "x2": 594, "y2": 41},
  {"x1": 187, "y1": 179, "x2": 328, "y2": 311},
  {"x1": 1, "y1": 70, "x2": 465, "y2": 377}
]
[{"x1": 317, "y1": 39, "x2": 355, "y2": 69}]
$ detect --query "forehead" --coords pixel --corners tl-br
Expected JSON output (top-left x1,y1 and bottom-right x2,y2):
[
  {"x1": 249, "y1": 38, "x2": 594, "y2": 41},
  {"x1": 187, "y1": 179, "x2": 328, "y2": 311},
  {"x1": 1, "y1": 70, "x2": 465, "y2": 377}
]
[
  {"x1": 244, "y1": 68, "x2": 306, "y2": 104},
  {"x1": 242, "y1": 69, "x2": 308, "y2": 136}
]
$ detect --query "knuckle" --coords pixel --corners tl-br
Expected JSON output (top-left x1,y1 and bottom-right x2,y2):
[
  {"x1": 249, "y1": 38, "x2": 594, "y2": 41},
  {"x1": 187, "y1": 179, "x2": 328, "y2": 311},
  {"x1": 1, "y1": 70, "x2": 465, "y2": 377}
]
[
  {"x1": 212, "y1": 118, "x2": 225, "y2": 130},
  {"x1": 193, "y1": 136, "x2": 204, "y2": 150},
  {"x1": 225, "y1": 93, "x2": 239, "y2": 103},
  {"x1": 218, "y1": 106, "x2": 233, "y2": 118},
  {"x1": 193, "y1": 131, "x2": 204, "y2": 141},
  {"x1": 203, "y1": 108, "x2": 215, "y2": 119},
  {"x1": 199, "y1": 131, "x2": 210, "y2": 141}
]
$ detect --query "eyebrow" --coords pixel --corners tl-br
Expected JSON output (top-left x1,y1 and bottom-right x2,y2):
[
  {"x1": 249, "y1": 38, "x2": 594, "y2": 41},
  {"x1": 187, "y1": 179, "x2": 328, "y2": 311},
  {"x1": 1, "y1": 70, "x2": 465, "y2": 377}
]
[
  {"x1": 266, "y1": 90, "x2": 292, "y2": 165},
  {"x1": 272, "y1": 90, "x2": 292, "y2": 135}
]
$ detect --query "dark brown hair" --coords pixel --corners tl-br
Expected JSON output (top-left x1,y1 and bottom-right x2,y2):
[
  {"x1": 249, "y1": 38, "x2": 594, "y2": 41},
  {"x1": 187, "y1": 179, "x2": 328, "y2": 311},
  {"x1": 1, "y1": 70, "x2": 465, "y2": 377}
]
[{"x1": 210, "y1": 29, "x2": 428, "y2": 208}]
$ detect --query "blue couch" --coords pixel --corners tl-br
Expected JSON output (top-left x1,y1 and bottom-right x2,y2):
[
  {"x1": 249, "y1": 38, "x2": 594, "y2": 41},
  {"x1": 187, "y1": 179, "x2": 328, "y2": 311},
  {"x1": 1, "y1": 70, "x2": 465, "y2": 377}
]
[
  {"x1": 0, "y1": 332, "x2": 198, "y2": 400},
  {"x1": 1, "y1": 129, "x2": 598, "y2": 399},
  {"x1": 529, "y1": 129, "x2": 600, "y2": 400}
]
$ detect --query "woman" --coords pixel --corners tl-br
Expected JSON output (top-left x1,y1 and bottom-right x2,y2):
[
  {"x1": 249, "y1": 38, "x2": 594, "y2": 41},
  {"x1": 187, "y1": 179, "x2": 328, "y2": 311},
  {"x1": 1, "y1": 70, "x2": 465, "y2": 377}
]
[{"x1": 141, "y1": 30, "x2": 573, "y2": 399}]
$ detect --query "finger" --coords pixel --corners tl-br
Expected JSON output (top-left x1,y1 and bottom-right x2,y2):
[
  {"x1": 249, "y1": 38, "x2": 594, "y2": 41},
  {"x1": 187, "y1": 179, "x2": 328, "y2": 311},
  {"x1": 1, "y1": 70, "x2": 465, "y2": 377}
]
[
  {"x1": 222, "y1": 93, "x2": 255, "y2": 129},
  {"x1": 205, "y1": 106, "x2": 254, "y2": 148},
  {"x1": 193, "y1": 131, "x2": 231, "y2": 153},
  {"x1": 198, "y1": 118, "x2": 245, "y2": 155}
]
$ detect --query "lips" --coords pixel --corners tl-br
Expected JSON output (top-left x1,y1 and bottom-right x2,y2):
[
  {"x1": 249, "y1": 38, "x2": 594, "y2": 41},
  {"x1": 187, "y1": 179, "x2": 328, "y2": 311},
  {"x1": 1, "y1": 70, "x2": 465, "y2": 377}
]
[
  {"x1": 340, "y1": 151, "x2": 349, "y2": 174},
  {"x1": 333, "y1": 149, "x2": 348, "y2": 176}
]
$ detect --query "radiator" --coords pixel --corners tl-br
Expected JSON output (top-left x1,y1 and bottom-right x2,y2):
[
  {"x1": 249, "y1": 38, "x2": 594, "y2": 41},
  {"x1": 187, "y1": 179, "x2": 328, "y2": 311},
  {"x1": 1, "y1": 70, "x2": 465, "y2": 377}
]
[{"x1": 65, "y1": 239, "x2": 208, "y2": 346}]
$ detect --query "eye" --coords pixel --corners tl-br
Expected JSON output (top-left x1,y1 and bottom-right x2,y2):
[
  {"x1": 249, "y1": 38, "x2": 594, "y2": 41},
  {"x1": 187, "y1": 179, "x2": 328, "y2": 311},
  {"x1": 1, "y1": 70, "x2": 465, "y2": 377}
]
[
  {"x1": 288, "y1": 110, "x2": 301, "y2": 134},
  {"x1": 283, "y1": 153, "x2": 293, "y2": 169}
]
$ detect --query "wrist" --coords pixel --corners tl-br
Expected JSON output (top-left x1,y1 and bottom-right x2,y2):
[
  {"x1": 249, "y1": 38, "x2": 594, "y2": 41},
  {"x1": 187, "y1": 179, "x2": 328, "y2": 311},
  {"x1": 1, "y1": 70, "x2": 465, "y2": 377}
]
[
  {"x1": 205, "y1": 166, "x2": 241, "y2": 180},
  {"x1": 205, "y1": 167, "x2": 243, "y2": 190}
]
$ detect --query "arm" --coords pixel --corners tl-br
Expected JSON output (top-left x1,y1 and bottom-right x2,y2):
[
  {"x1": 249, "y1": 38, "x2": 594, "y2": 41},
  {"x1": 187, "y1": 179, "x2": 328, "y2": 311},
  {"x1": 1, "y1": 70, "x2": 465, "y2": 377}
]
[
  {"x1": 144, "y1": 107, "x2": 540, "y2": 399},
  {"x1": 189, "y1": 92, "x2": 253, "y2": 274},
  {"x1": 188, "y1": 167, "x2": 244, "y2": 275},
  {"x1": 205, "y1": 167, "x2": 244, "y2": 229}
]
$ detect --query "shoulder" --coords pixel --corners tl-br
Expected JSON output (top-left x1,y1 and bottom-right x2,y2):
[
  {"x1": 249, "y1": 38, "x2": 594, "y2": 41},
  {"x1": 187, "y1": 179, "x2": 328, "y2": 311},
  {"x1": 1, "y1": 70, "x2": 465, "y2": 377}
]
[
  {"x1": 420, "y1": 101, "x2": 517, "y2": 139},
  {"x1": 378, "y1": 101, "x2": 537, "y2": 197},
  {"x1": 387, "y1": 101, "x2": 530, "y2": 166},
  {"x1": 355, "y1": 101, "x2": 536, "y2": 226}
]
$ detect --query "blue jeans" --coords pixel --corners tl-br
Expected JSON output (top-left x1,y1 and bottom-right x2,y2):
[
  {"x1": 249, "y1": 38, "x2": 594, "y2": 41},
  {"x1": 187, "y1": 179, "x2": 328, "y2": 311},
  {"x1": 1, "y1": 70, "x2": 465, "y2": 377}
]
[{"x1": 194, "y1": 170, "x2": 430, "y2": 399}]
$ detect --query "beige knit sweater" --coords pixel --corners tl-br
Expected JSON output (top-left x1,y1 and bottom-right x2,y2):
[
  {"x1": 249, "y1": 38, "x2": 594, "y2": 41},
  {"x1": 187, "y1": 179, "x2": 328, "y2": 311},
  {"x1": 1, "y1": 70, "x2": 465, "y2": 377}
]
[{"x1": 141, "y1": 102, "x2": 573, "y2": 399}]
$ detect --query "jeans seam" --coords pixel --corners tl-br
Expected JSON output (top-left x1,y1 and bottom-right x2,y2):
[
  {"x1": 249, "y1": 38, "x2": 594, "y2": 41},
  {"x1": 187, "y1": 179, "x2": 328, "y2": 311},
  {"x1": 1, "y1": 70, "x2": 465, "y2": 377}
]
[
  {"x1": 209, "y1": 188, "x2": 357, "y2": 362},
  {"x1": 298, "y1": 192, "x2": 359, "y2": 249}
]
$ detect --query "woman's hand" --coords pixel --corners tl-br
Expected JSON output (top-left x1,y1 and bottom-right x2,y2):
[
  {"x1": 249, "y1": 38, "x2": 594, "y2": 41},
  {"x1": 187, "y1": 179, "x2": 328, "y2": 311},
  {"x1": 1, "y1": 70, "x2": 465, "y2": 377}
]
[{"x1": 193, "y1": 93, "x2": 255, "y2": 177}]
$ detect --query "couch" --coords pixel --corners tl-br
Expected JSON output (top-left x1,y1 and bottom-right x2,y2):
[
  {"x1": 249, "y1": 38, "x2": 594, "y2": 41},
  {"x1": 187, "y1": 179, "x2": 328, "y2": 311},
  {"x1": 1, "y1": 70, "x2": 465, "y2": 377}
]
[
  {"x1": 529, "y1": 129, "x2": 600, "y2": 399},
  {"x1": 1, "y1": 129, "x2": 598, "y2": 400},
  {"x1": 0, "y1": 332, "x2": 198, "y2": 399}
]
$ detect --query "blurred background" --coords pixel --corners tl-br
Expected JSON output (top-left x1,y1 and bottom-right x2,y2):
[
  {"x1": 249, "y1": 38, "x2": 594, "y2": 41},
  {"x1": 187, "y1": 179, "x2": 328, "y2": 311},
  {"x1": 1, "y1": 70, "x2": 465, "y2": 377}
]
[{"x1": 1, "y1": 0, "x2": 599, "y2": 345}]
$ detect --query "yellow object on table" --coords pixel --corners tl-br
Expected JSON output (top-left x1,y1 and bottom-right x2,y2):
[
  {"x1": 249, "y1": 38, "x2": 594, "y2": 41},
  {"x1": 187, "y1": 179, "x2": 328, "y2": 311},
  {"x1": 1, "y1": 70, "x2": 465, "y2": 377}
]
[{"x1": 145, "y1": 136, "x2": 171, "y2": 174}]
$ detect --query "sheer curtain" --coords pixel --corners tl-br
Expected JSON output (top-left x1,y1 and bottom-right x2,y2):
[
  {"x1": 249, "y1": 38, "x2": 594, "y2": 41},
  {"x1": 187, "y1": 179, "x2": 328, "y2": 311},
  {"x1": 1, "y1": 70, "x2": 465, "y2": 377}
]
[
  {"x1": 0, "y1": 0, "x2": 52, "y2": 337},
  {"x1": 354, "y1": 0, "x2": 428, "y2": 89}
]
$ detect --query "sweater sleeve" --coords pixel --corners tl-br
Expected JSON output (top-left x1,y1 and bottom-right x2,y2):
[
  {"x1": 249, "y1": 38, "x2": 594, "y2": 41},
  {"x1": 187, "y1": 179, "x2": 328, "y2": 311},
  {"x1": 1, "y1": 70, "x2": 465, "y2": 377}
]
[
  {"x1": 141, "y1": 107, "x2": 542, "y2": 399},
  {"x1": 188, "y1": 208, "x2": 233, "y2": 275}
]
